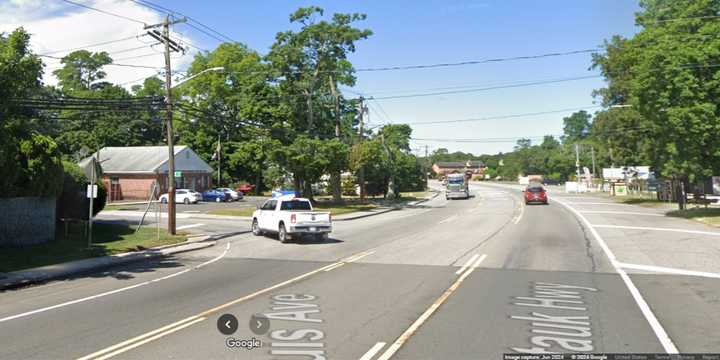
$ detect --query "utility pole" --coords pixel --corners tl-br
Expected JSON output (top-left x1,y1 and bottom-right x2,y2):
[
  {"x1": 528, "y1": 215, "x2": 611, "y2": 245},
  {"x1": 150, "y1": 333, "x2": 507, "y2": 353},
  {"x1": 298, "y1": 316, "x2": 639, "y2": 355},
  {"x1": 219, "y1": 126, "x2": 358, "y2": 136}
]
[
  {"x1": 425, "y1": 145, "x2": 429, "y2": 187},
  {"x1": 87, "y1": 155, "x2": 95, "y2": 248},
  {"x1": 575, "y1": 143, "x2": 581, "y2": 186},
  {"x1": 146, "y1": 15, "x2": 186, "y2": 235},
  {"x1": 358, "y1": 97, "x2": 366, "y2": 201},
  {"x1": 590, "y1": 145, "x2": 597, "y2": 181},
  {"x1": 217, "y1": 133, "x2": 222, "y2": 187}
]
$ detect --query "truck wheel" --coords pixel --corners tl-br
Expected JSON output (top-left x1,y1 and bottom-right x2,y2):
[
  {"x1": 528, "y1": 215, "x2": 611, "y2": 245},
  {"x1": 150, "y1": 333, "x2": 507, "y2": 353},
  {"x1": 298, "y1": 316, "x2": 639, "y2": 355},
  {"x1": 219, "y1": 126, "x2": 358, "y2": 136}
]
[
  {"x1": 278, "y1": 224, "x2": 289, "y2": 243},
  {"x1": 252, "y1": 219, "x2": 262, "y2": 236}
]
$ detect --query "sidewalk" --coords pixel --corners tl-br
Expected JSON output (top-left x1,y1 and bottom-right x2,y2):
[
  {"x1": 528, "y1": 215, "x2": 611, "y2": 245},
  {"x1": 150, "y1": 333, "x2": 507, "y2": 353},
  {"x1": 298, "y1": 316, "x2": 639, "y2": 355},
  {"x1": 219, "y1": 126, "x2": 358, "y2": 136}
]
[{"x1": 0, "y1": 235, "x2": 215, "y2": 291}]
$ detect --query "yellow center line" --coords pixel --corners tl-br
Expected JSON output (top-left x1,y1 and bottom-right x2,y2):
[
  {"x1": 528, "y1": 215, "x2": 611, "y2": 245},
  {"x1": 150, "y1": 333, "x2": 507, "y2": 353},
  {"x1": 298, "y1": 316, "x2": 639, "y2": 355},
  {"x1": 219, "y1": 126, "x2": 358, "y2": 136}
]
[{"x1": 77, "y1": 249, "x2": 376, "y2": 360}]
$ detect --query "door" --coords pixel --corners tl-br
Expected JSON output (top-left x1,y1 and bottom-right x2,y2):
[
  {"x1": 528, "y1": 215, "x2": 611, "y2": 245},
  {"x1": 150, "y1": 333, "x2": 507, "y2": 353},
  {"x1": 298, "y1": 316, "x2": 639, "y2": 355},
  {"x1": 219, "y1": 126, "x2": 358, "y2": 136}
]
[{"x1": 257, "y1": 200, "x2": 276, "y2": 230}]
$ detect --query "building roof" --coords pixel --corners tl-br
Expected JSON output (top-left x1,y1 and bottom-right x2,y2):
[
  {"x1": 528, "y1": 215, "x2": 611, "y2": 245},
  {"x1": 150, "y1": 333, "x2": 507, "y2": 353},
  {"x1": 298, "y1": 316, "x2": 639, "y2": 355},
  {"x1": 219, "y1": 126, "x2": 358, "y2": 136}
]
[
  {"x1": 79, "y1": 146, "x2": 213, "y2": 174},
  {"x1": 434, "y1": 161, "x2": 485, "y2": 168}
]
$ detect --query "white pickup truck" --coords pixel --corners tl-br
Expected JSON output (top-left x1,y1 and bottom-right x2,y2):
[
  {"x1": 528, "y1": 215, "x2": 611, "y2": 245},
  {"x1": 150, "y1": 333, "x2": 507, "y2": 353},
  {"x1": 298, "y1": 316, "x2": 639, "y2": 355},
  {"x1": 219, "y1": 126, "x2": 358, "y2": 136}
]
[{"x1": 251, "y1": 197, "x2": 332, "y2": 243}]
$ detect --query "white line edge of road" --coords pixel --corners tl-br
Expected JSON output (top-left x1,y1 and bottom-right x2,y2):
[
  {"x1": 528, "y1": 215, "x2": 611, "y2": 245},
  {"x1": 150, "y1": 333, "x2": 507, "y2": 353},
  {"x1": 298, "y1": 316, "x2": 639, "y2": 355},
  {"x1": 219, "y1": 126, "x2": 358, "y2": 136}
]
[
  {"x1": 553, "y1": 197, "x2": 679, "y2": 354},
  {"x1": 359, "y1": 342, "x2": 387, "y2": 360},
  {"x1": 455, "y1": 254, "x2": 480, "y2": 275},
  {"x1": 376, "y1": 254, "x2": 487, "y2": 360},
  {"x1": 0, "y1": 242, "x2": 232, "y2": 324},
  {"x1": 593, "y1": 224, "x2": 720, "y2": 237},
  {"x1": 513, "y1": 196, "x2": 525, "y2": 224},
  {"x1": 579, "y1": 211, "x2": 664, "y2": 217},
  {"x1": 176, "y1": 223, "x2": 205, "y2": 230},
  {"x1": 618, "y1": 262, "x2": 720, "y2": 279}
]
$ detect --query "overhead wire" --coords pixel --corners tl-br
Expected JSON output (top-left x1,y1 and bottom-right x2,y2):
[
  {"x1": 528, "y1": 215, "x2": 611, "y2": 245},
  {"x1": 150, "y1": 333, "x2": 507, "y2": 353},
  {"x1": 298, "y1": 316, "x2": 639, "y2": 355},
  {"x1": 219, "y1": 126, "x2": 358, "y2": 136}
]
[
  {"x1": 60, "y1": 0, "x2": 148, "y2": 25},
  {"x1": 403, "y1": 106, "x2": 603, "y2": 126}
]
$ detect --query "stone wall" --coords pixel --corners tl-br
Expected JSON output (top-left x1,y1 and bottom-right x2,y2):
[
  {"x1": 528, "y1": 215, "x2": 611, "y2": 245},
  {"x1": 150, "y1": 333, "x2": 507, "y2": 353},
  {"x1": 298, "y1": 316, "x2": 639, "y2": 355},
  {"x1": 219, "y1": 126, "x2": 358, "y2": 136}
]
[{"x1": 0, "y1": 197, "x2": 56, "y2": 247}]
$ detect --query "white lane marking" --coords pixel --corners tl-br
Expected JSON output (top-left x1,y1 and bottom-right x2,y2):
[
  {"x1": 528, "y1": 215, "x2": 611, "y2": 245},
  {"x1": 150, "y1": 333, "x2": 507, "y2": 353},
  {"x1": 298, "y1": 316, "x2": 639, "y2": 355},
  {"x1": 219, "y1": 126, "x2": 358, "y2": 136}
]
[
  {"x1": 563, "y1": 202, "x2": 630, "y2": 206},
  {"x1": 618, "y1": 262, "x2": 720, "y2": 279},
  {"x1": 183, "y1": 210, "x2": 201, "y2": 213},
  {"x1": 323, "y1": 263, "x2": 345, "y2": 272},
  {"x1": 0, "y1": 241, "x2": 231, "y2": 324},
  {"x1": 359, "y1": 342, "x2": 386, "y2": 360},
  {"x1": 438, "y1": 215, "x2": 458, "y2": 224},
  {"x1": 513, "y1": 197, "x2": 525, "y2": 224},
  {"x1": 194, "y1": 242, "x2": 230, "y2": 270},
  {"x1": 554, "y1": 198, "x2": 678, "y2": 354},
  {"x1": 472, "y1": 254, "x2": 487, "y2": 269},
  {"x1": 77, "y1": 316, "x2": 204, "y2": 360},
  {"x1": 88, "y1": 317, "x2": 207, "y2": 360},
  {"x1": 376, "y1": 254, "x2": 487, "y2": 360},
  {"x1": 176, "y1": 223, "x2": 205, "y2": 230},
  {"x1": 455, "y1": 254, "x2": 479, "y2": 275},
  {"x1": 593, "y1": 224, "x2": 720, "y2": 237},
  {"x1": 580, "y1": 211, "x2": 663, "y2": 217}
]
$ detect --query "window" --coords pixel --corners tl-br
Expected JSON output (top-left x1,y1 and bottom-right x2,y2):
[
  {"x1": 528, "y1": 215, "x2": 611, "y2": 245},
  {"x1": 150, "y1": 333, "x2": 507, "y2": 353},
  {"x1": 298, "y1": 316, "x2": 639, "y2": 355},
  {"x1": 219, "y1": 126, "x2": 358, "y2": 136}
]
[
  {"x1": 262, "y1": 200, "x2": 277, "y2": 211},
  {"x1": 280, "y1": 200, "x2": 312, "y2": 211}
]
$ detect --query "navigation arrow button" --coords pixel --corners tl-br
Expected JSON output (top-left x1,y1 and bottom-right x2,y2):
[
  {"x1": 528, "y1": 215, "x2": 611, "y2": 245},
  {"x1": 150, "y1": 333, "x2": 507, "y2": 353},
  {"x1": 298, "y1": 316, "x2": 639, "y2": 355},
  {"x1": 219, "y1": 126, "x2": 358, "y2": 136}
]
[{"x1": 217, "y1": 314, "x2": 238, "y2": 335}]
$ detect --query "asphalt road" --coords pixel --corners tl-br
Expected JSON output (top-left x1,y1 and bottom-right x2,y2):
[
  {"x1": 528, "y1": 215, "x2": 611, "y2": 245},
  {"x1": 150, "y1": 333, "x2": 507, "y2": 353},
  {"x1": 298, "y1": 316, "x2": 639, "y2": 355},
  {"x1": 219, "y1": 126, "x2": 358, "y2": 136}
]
[{"x1": 2, "y1": 181, "x2": 720, "y2": 359}]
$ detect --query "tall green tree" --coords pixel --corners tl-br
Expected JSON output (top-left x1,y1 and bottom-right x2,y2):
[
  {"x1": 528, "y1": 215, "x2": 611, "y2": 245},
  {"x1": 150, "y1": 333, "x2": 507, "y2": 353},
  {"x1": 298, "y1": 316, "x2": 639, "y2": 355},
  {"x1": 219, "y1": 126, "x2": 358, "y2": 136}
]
[
  {"x1": 267, "y1": 6, "x2": 371, "y2": 201},
  {"x1": 593, "y1": 0, "x2": 720, "y2": 206}
]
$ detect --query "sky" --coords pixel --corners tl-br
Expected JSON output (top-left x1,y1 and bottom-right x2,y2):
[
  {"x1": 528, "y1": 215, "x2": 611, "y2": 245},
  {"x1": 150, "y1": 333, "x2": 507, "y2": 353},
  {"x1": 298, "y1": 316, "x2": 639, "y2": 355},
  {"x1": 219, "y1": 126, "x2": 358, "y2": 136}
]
[{"x1": 0, "y1": 0, "x2": 641, "y2": 156}]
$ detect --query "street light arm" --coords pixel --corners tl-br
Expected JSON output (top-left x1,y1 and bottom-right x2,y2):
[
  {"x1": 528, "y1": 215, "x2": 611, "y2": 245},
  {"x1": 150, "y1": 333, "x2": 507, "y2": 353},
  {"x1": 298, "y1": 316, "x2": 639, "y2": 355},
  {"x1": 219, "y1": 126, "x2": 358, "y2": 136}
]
[{"x1": 171, "y1": 67, "x2": 225, "y2": 89}]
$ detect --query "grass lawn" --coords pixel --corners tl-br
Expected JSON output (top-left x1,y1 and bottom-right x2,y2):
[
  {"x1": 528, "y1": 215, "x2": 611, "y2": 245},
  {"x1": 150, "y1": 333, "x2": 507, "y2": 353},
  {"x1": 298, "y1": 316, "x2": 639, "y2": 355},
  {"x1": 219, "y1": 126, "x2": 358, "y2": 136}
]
[
  {"x1": 0, "y1": 223, "x2": 187, "y2": 273},
  {"x1": 667, "y1": 208, "x2": 720, "y2": 227},
  {"x1": 313, "y1": 203, "x2": 378, "y2": 215},
  {"x1": 104, "y1": 204, "x2": 142, "y2": 211},
  {"x1": 207, "y1": 208, "x2": 256, "y2": 217}
]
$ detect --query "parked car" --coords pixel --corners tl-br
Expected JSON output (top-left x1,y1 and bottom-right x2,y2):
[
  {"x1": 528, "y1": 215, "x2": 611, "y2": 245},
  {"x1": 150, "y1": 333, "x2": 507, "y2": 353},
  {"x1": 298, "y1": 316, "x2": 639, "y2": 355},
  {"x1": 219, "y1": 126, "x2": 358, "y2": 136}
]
[
  {"x1": 523, "y1": 184, "x2": 548, "y2": 205},
  {"x1": 217, "y1": 187, "x2": 242, "y2": 201},
  {"x1": 252, "y1": 197, "x2": 332, "y2": 243},
  {"x1": 158, "y1": 189, "x2": 200, "y2": 204},
  {"x1": 236, "y1": 183, "x2": 255, "y2": 194},
  {"x1": 202, "y1": 189, "x2": 230, "y2": 202}
]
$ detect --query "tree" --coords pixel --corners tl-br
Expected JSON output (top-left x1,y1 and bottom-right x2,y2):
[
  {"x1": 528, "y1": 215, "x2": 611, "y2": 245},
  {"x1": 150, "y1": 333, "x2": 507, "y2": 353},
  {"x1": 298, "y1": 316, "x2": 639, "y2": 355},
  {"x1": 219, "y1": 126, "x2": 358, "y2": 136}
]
[
  {"x1": 562, "y1": 111, "x2": 592, "y2": 143},
  {"x1": 593, "y1": 0, "x2": 720, "y2": 207},
  {"x1": 267, "y1": 6, "x2": 371, "y2": 201},
  {"x1": 52, "y1": 50, "x2": 112, "y2": 91}
]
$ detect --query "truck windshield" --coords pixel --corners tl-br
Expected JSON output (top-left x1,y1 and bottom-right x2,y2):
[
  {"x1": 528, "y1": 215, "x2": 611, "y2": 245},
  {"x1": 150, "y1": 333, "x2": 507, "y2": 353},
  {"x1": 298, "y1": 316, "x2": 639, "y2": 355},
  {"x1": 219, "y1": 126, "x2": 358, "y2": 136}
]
[
  {"x1": 280, "y1": 200, "x2": 312, "y2": 211},
  {"x1": 448, "y1": 178, "x2": 464, "y2": 184}
]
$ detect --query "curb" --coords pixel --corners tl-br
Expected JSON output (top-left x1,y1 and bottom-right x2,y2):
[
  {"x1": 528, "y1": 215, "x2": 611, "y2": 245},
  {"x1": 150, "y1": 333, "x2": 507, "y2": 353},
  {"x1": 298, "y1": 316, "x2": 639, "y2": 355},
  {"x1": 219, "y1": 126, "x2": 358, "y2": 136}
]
[{"x1": 0, "y1": 236, "x2": 216, "y2": 291}]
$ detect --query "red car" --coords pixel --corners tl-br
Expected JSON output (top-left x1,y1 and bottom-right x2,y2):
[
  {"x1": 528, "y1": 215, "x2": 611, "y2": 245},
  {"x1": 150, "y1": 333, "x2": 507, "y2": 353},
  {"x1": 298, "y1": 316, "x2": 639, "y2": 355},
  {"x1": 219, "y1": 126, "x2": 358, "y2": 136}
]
[
  {"x1": 236, "y1": 183, "x2": 255, "y2": 195},
  {"x1": 523, "y1": 185, "x2": 548, "y2": 205}
]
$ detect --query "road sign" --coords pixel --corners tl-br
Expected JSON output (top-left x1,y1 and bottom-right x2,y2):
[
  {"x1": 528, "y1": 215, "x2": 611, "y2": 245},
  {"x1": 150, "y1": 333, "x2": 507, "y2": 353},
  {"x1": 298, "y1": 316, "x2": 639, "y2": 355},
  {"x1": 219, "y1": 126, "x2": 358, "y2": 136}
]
[
  {"x1": 86, "y1": 184, "x2": 98, "y2": 198},
  {"x1": 174, "y1": 171, "x2": 181, "y2": 177}
]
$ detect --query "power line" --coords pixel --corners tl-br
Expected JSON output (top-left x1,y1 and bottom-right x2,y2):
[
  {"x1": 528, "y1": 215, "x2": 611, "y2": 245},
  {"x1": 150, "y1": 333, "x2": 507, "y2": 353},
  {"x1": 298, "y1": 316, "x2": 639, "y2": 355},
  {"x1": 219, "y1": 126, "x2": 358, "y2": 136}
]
[
  {"x1": 642, "y1": 14, "x2": 720, "y2": 24},
  {"x1": 405, "y1": 106, "x2": 603, "y2": 126},
  {"x1": 129, "y1": 0, "x2": 236, "y2": 43},
  {"x1": 371, "y1": 75, "x2": 602, "y2": 100},
  {"x1": 61, "y1": 0, "x2": 148, "y2": 25},
  {"x1": 39, "y1": 54, "x2": 161, "y2": 69},
  {"x1": 355, "y1": 49, "x2": 600, "y2": 72},
  {"x1": 39, "y1": 34, "x2": 147, "y2": 55}
]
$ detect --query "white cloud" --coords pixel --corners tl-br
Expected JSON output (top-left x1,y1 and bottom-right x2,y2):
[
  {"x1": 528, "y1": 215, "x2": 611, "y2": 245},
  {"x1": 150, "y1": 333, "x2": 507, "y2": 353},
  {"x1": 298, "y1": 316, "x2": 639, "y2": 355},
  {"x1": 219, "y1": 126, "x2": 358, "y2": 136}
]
[{"x1": 0, "y1": 0, "x2": 199, "y2": 89}]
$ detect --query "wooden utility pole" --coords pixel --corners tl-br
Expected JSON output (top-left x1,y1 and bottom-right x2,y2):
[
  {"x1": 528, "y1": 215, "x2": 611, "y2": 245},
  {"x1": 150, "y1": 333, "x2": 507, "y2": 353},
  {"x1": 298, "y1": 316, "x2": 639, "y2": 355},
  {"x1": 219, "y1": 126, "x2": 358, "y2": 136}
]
[
  {"x1": 146, "y1": 15, "x2": 186, "y2": 235},
  {"x1": 357, "y1": 97, "x2": 366, "y2": 201}
]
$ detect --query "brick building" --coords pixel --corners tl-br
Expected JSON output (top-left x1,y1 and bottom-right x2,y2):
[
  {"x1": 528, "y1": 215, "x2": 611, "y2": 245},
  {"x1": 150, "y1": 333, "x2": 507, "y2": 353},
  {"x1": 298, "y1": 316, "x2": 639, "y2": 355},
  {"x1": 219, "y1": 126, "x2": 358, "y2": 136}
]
[{"x1": 79, "y1": 146, "x2": 213, "y2": 202}]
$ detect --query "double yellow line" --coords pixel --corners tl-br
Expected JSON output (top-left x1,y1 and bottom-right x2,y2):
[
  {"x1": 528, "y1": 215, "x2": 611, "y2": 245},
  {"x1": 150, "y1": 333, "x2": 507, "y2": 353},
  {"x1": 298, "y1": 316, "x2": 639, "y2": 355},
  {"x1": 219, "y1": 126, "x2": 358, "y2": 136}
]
[{"x1": 77, "y1": 249, "x2": 376, "y2": 360}]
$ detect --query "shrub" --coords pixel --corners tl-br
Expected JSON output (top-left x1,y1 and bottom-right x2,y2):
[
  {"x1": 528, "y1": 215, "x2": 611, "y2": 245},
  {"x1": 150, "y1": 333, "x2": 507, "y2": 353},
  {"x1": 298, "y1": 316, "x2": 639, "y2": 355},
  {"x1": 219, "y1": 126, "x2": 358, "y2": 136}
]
[
  {"x1": 57, "y1": 161, "x2": 107, "y2": 220},
  {"x1": 342, "y1": 175, "x2": 358, "y2": 196}
]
